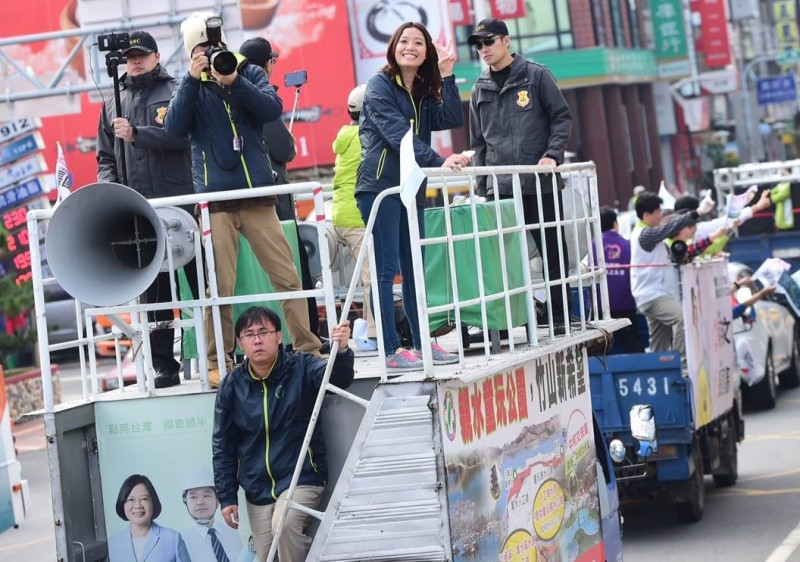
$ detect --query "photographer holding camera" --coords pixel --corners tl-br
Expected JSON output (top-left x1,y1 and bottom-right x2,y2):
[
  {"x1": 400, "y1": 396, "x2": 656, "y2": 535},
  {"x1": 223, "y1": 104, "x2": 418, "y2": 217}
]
[
  {"x1": 96, "y1": 30, "x2": 197, "y2": 389},
  {"x1": 165, "y1": 12, "x2": 322, "y2": 387}
]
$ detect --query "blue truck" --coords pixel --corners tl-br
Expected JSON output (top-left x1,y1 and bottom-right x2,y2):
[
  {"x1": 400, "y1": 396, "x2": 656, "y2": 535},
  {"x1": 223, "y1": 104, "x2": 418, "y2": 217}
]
[
  {"x1": 588, "y1": 259, "x2": 743, "y2": 523},
  {"x1": 589, "y1": 351, "x2": 743, "y2": 522}
]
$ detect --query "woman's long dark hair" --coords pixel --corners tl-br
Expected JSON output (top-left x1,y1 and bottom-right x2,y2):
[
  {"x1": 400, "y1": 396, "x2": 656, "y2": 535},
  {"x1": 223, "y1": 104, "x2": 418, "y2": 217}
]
[{"x1": 382, "y1": 21, "x2": 442, "y2": 102}]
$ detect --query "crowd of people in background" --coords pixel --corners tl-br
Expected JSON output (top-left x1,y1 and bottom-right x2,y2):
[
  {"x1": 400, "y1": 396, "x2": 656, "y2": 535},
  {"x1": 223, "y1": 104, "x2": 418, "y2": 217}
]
[{"x1": 600, "y1": 183, "x2": 776, "y2": 358}]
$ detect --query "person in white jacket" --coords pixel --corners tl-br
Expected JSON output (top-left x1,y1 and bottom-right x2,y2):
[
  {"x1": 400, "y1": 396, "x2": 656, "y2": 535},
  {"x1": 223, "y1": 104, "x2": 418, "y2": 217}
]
[{"x1": 630, "y1": 192, "x2": 713, "y2": 354}]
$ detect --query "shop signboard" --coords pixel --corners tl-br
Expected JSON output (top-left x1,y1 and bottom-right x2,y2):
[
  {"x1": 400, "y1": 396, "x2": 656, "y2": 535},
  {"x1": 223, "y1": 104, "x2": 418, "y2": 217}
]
[
  {"x1": 756, "y1": 74, "x2": 798, "y2": 106},
  {"x1": 652, "y1": 0, "x2": 690, "y2": 78}
]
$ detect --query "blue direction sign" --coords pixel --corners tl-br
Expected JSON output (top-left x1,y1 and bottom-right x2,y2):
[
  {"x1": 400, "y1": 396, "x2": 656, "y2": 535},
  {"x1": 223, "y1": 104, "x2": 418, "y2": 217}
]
[
  {"x1": 756, "y1": 74, "x2": 798, "y2": 105},
  {"x1": 0, "y1": 154, "x2": 46, "y2": 189},
  {"x1": 0, "y1": 176, "x2": 46, "y2": 214},
  {"x1": 0, "y1": 133, "x2": 42, "y2": 167}
]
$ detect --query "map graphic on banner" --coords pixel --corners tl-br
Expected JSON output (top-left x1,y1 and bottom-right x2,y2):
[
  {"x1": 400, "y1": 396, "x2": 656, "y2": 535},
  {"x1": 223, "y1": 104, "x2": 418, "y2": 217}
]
[
  {"x1": 438, "y1": 346, "x2": 604, "y2": 561},
  {"x1": 681, "y1": 261, "x2": 736, "y2": 426}
]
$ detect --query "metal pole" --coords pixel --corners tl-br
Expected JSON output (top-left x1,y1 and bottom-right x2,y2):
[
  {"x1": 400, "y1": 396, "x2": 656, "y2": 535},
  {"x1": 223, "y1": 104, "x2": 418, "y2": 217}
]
[{"x1": 741, "y1": 55, "x2": 776, "y2": 164}]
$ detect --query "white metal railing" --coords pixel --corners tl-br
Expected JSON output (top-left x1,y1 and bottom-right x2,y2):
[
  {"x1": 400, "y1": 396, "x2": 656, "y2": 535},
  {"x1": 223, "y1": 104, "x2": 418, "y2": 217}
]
[
  {"x1": 714, "y1": 159, "x2": 800, "y2": 193},
  {"x1": 713, "y1": 159, "x2": 800, "y2": 218},
  {"x1": 267, "y1": 162, "x2": 612, "y2": 561},
  {"x1": 27, "y1": 181, "x2": 341, "y2": 412}
]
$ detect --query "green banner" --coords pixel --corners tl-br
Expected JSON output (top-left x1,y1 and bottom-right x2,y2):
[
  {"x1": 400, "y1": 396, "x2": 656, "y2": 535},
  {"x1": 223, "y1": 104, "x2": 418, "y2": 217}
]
[
  {"x1": 179, "y1": 221, "x2": 302, "y2": 358},
  {"x1": 652, "y1": 0, "x2": 690, "y2": 77},
  {"x1": 424, "y1": 201, "x2": 528, "y2": 332}
]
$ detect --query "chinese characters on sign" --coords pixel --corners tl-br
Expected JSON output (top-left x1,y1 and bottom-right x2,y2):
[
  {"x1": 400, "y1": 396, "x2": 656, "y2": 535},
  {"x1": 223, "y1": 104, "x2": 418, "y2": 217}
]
[
  {"x1": 652, "y1": 0, "x2": 690, "y2": 77},
  {"x1": 681, "y1": 262, "x2": 737, "y2": 426},
  {"x1": 690, "y1": 0, "x2": 732, "y2": 68},
  {"x1": 756, "y1": 74, "x2": 798, "y2": 105},
  {"x1": 534, "y1": 346, "x2": 587, "y2": 413},
  {"x1": 457, "y1": 367, "x2": 529, "y2": 444},
  {"x1": 439, "y1": 346, "x2": 603, "y2": 562}
]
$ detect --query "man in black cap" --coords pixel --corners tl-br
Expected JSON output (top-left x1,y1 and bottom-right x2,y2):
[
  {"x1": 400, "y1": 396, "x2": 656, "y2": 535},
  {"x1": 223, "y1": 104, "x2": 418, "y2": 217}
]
[
  {"x1": 239, "y1": 36, "x2": 320, "y2": 338},
  {"x1": 97, "y1": 30, "x2": 198, "y2": 388},
  {"x1": 467, "y1": 18, "x2": 574, "y2": 334}
]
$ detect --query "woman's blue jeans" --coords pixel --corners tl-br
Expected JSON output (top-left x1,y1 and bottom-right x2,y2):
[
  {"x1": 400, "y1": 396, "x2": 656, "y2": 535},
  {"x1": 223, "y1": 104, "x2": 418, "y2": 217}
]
[{"x1": 356, "y1": 192, "x2": 424, "y2": 354}]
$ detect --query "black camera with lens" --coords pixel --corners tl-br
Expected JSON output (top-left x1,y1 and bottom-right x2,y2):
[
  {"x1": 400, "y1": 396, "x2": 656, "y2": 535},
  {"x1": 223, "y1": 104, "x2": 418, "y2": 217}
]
[
  {"x1": 204, "y1": 16, "x2": 237, "y2": 76},
  {"x1": 669, "y1": 240, "x2": 689, "y2": 264},
  {"x1": 98, "y1": 32, "x2": 130, "y2": 53}
]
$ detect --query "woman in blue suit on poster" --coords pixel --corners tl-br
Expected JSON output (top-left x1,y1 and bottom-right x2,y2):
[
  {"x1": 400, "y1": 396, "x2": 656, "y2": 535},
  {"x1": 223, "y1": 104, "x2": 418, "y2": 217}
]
[{"x1": 108, "y1": 474, "x2": 190, "y2": 562}]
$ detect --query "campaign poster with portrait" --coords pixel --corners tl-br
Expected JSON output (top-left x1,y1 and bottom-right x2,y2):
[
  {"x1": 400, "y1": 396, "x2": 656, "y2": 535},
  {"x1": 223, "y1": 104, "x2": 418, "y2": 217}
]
[
  {"x1": 438, "y1": 345, "x2": 604, "y2": 562},
  {"x1": 96, "y1": 394, "x2": 253, "y2": 562},
  {"x1": 681, "y1": 260, "x2": 736, "y2": 427}
]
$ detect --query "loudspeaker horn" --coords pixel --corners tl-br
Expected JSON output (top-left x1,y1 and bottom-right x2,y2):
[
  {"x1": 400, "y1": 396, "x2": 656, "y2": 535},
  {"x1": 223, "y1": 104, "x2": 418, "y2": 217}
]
[{"x1": 46, "y1": 182, "x2": 166, "y2": 307}]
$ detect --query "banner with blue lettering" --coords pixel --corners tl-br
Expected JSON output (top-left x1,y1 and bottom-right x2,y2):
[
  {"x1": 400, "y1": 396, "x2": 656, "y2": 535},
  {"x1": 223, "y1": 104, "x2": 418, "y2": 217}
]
[{"x1": 0, "y1": 177, "x2": 45, "y2": 213}]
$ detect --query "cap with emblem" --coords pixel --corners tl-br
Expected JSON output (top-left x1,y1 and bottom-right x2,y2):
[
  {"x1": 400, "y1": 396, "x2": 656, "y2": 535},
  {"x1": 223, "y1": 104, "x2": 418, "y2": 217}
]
[
  {"x1": 123, "y1": 31, "x2": 158, "y2": 56},
  {"x1": 467, "y1": 18, "x2": 510, "y2": 45}
]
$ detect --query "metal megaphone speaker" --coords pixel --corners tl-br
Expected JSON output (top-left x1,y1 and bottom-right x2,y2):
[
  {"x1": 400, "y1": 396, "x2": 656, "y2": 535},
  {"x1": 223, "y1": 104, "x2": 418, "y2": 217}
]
[{"x1": 45, "y1": 182, "x2": 196, "y2": 307}]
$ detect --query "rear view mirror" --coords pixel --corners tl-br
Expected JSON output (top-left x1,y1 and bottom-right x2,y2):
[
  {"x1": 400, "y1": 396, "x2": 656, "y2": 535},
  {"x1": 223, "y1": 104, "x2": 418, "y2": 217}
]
[
  {"x1": 630, "y1": 404, "x2": 658, "y2": 457},
  {"x1": 735, "y1": 286, "x2": 753, "y2": 303}
]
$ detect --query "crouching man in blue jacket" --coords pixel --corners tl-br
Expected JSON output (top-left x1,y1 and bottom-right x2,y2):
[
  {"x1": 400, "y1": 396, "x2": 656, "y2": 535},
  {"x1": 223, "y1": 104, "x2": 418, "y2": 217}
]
[{"x1": 212, "y1": 306, "x2": 353, "y2": 561}]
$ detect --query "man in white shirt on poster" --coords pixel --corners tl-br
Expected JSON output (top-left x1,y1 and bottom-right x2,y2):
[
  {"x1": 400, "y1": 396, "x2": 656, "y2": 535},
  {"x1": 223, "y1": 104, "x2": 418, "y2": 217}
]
[{"x1": 180, "y1": 467, "x2": 243, "y2": 562}]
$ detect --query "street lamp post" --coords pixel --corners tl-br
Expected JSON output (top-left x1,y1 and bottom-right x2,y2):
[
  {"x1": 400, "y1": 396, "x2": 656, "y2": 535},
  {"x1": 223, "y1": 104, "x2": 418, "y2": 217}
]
[{"x1": 739, "y1": 54, "x2": 776, "y2": 164}]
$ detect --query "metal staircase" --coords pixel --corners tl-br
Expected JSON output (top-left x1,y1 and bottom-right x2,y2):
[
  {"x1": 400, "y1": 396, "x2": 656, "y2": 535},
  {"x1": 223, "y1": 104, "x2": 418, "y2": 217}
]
[{"x1": 308, "y1": 385, "x2": 450, "y2": 561}]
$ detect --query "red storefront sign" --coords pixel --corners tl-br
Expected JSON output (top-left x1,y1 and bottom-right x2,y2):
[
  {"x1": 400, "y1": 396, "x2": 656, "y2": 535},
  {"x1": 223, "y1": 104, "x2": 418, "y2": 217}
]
[
  {"x1": 691, "y1": 0, "x2": 732, "y2": 68},
  {"x1": 490, "y1": 0, "x2": 526, "y2": 20},
  {"x1": 243, "y1": 0, "x2": 358, "y2": 170}
]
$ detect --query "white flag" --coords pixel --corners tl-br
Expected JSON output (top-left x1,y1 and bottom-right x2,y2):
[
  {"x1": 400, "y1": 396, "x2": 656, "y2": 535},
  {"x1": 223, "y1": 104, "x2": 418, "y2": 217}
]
[
  {"x1": 55, "y1": 141, "x2": 72, "y2": 204},
  {"x1": 658, "y1": 180, "x2": 676, "y2": 210},
  {"x1": 727, "y1": 185, "x2": 757, "y2": 218},
  {"x1": 399, "y1": 122, "x2": 425, "y2": 208}
]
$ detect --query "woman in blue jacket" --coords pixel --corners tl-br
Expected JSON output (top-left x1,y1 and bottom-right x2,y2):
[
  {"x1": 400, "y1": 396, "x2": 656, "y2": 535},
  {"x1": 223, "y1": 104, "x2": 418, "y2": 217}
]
[
  {"x1": 107, "y1": 474, "x2": 190, "y2": 562},
  {"x1": 356, "y1": 21, "x2": 469, "y2": 371}
]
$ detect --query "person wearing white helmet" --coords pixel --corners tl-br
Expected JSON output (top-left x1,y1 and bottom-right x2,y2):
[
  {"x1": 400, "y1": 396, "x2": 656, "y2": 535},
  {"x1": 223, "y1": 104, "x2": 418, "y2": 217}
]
[
  {"x1": 331, "y1": 84, "x2": 378, "y2": 351},
  {"x1": 179, "y1": 466, "x2": 243, "y2": 562},
  {"x1": 165, "y1": 12, "x2": 323, "y2": 387}
]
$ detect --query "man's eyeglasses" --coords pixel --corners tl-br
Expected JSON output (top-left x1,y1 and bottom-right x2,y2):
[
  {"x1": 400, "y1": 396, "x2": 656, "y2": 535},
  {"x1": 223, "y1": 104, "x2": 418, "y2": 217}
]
[
  {"x1": 473, "y1": 36, "x2": 499, "y2": 50},
  {"x1": 240, "y1": 329, "x2": 278, "y2": 342}
]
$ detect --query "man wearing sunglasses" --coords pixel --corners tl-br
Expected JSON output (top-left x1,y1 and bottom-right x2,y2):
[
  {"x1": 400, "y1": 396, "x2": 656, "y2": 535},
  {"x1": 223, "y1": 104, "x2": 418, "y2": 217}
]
[{"x1": 468, "y1": 18, "x2": 574, "y2": 334}]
